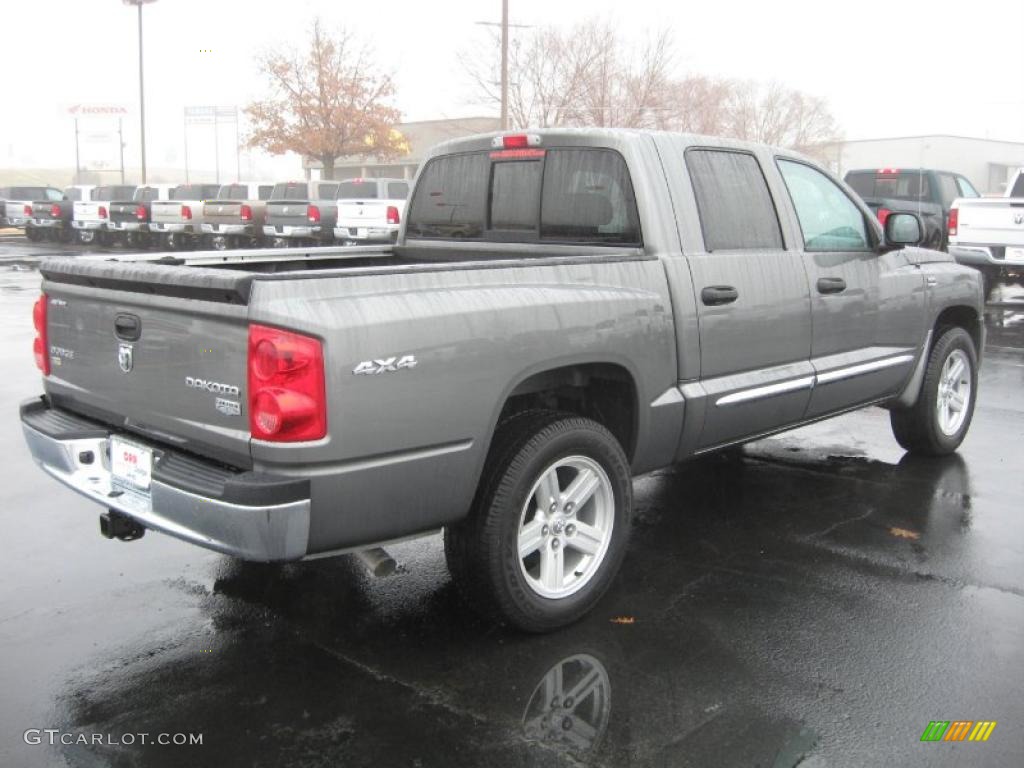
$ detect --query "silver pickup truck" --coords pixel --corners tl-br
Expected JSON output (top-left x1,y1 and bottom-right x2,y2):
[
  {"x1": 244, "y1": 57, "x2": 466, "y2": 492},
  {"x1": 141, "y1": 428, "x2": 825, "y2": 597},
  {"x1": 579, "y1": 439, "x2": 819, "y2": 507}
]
[{"x1": 21, "y1": 129, "x2": 984, "y2": 632}]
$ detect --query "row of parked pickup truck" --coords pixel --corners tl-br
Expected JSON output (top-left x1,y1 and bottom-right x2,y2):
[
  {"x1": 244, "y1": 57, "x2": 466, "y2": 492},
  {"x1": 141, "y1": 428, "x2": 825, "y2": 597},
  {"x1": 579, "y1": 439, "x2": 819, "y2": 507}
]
[{"x1": 0, "y1": 177, "x2": 411, "y2": 250}]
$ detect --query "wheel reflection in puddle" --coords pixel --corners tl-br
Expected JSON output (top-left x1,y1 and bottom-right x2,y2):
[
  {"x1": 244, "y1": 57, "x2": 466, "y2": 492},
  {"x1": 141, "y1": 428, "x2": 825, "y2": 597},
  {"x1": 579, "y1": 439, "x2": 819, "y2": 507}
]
[{"x1": 522, "y1": 652, "x2": 611, "y2": 756}]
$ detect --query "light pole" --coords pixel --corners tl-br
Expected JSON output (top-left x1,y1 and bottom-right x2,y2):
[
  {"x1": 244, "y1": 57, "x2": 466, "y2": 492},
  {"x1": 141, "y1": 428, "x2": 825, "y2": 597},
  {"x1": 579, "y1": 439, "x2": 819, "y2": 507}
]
[
  {"x1": 475, "y1": 2, "x2": 530, "y2": 131},
  {"x1": 123, "y1": 0, "x2": 157, "y2": 183}
]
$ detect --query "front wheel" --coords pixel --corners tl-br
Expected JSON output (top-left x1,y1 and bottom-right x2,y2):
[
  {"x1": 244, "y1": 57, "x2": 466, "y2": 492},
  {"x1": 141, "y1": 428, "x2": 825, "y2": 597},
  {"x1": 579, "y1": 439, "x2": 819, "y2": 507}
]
[
  {"x1": 445, "y1": 412, "x2": 632, "y2": 632},
  {"x1": 890, "y1": 327, "x2": 978, "y2": 456}
]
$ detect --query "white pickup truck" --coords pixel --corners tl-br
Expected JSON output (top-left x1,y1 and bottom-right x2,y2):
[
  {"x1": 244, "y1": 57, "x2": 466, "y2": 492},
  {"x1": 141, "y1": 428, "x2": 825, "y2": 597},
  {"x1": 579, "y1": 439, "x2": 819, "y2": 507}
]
[
  {"x1": 150, "y1": 184, "x2": 221, "y2": 250},
  {"x1": 949, "y1": 168, "x2": 1024, "y2": 298},
  {"x1": 72, "y1": 185, "x2": 137, "y2": 245},
  {"x1": 333, "y1": 177, "x2": 409, "y2": 244}
]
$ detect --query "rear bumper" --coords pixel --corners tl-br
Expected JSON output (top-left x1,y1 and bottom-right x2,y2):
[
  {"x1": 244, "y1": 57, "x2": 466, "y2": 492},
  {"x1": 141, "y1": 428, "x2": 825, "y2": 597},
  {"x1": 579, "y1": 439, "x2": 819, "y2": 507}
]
[
  {"x1": 150, "y1": 222, "x2": 198, "y2": 235},
  {"x1": 20, "y1": 397, "x2": 310, "y2": 562},
  {"x1": 202, "y1": 222, "x2": 257, "y2": 236},
  {"x1": 30, "y1": 218, "x2": 63, "y2": 228},
  {"x1": 6, "y1": 216, "x2": 28, "y2": 227},
  {"x1": 949, "y1": 244, "x2": 1024, "y2": 268},
  {"x1": 263, "y1": 224, "x2": 325, "y2": 238},
  {"x1": 333, "y1": 223, "x2": 398, "y2": 241},
  {"x1": 109, "y1": 221, "x2": 147, "y2": 232},
  {"x1": 72, "y1": 220, "x2": 106, "y2": 231}
]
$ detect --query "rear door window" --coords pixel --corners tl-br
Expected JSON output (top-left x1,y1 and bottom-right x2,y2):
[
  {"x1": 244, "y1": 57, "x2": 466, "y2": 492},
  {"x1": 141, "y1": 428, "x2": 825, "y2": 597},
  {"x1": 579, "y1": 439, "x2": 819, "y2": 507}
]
[
  {"x1": 45, "y1": 188, "x2": 64, "y2": 201},
  {"x1": 686, "y1": 149, "x2": 783, "y2": 250}
]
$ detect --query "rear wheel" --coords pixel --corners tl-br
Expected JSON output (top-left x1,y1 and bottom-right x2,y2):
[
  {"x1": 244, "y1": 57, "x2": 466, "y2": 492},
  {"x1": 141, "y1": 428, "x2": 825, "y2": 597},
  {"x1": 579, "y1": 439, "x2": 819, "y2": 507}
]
[
  {"x1": 25, "y1": 226, "x2": 43, "y2": 242},
  {"x1": 445, "y1": 412, "x2": 632, "y2": 632},
  {"x1": 890, "y1": 327, "x2": 977, "y2": 456}
]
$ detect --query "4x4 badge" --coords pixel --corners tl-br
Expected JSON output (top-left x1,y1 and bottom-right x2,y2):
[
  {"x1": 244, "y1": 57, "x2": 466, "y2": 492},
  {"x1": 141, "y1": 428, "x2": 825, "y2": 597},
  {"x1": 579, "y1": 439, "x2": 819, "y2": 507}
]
[{"x1": 118, "y1": 343, "x2": 133, "y2": 373}]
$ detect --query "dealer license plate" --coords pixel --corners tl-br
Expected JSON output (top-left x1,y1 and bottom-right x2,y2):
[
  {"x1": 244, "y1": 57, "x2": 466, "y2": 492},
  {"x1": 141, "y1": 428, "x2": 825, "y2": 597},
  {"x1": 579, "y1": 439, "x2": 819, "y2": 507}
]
[{"x1": 110, "y1": 437, "x2": 153, "y2": 491}]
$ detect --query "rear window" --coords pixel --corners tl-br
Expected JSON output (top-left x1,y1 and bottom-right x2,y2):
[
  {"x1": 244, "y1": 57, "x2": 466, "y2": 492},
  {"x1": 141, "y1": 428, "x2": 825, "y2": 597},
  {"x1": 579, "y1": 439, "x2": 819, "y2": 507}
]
[
  {"x1": 406, "y1": 148, "x2": 641, "y2": 245},
  {"x1": 96, "y1": 186, "x2": 136, "y2": 200},
  {"x1": 171, "y1": 184, "x2": 219, "y2": 200},
  {"x1": 337, "y1": 180, "x2": 379, "y2": 200},
  {"x1": 257, "y1": 185, "x2": 273, "y2": 200},
  {"x1": 386, "y1": 182, "x2": 409, "y2": 199},
  {"x1": 8, "y1": 187, "x2": 48, "y2": 199},
  {"x1": 218, "y1": 184, "x2": 247, "y2": 200},
  {"x1": 845, "y1": 171, "x2": 932, "y2": 202},
  {"x1": 271, "y1": 183, "x2": 309, "y2": 201},
  {"x1": 64, "y1": 188, "x2": 85, "y2": 201},
  {"x1": 317, "y1": 183, "x2": 339, "y2": 198},
  {"x1": 135, "y1": 187, "x2": 162, "y2": 202},
  {"x1": 686, "y1": 149, "x2": 783, "y2": 250}
]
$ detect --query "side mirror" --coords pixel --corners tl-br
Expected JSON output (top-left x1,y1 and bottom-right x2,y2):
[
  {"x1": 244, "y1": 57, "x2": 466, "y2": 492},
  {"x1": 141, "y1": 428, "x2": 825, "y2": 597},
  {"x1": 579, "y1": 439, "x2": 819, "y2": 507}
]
[{"x1": 885, "y1": 212, "x2": 923, "y2": 247}]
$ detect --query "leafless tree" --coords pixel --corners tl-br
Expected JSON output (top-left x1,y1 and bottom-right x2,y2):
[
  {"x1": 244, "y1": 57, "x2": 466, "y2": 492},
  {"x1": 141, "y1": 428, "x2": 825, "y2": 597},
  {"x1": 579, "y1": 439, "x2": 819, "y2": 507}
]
[
  {"x1": 463, "y1": 22, "x2": 841, "y2": 153},
  {"x1": 245, "y1": 19, "x2": 406, "y2": 179}
]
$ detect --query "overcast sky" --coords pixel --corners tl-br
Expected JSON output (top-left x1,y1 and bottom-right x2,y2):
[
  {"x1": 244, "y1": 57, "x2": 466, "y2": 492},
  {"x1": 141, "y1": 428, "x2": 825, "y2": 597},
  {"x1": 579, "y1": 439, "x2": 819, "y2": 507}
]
[{"x1": 2, "y1": 0, "x2": 1021, "y2": 182}]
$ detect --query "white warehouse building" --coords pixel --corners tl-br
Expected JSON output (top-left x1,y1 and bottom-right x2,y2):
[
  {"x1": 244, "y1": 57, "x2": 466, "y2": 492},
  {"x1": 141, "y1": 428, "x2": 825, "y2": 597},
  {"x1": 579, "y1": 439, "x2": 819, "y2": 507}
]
[{"x1": 819, "y1": 135, "x2": 1024, "y2": 195}]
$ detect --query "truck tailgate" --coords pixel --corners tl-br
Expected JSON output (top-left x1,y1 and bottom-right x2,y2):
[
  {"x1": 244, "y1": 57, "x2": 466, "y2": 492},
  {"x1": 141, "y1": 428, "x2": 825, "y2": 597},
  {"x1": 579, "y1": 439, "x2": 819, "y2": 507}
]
[
  {"x1": 74, "y1": 201, "x2": 102, "y2": 222},
  {"x1": 151, "y1": 201, "x2": 186, "y2": 224},
  {"x1": 956, "y1": 199, "x2": 1024, "y2": 247},
  {"x1": 337, "y1": 200, "x2": 389, "y2": 226},
  {"x1": 40, "y1": 258, "x2": 253, "y2": 466}
]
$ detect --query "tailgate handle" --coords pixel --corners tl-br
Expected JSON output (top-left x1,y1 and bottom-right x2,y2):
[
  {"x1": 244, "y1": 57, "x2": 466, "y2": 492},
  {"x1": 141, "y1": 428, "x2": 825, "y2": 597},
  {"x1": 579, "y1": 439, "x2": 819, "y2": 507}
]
[{"x1": 114, "y1": 313, "x2": 141, "y2": 341}]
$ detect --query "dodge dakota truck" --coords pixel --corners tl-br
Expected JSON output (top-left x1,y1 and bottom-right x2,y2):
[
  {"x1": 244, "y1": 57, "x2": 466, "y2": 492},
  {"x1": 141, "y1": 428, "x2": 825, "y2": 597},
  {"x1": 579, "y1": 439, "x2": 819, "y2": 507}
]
[
  {"x1": 948, "y1": 167, "x2": 1024, "y2": 299},
  {"x1": 150, "y1": 183, "x2": 221, "y2": 250},
  {"x1": 333, "y1": 177, "x2": 409, "y2": 244},
  {"x1": 72, "y1": 185, "x2": 138, "y2": 245},
  {"x1": 21, "y1": 129, "x2": 984, "y2": 632},
  {"x1": 845, "y1": 168, "x2": 980, "y2": 251},
  {"x1": 108, "y1": 184, "x2": 176, "y2": 247},
  {"x1": 263, "y1": 180, "x2": 340, "y2": 246},
  {"x1": 201, "y1": 182, "x2": 275, "y2": 250}
]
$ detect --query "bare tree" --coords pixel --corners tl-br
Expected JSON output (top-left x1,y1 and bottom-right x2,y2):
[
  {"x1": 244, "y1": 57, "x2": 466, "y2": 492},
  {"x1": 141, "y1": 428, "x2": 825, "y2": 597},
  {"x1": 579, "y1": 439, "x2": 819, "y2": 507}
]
[
  {"x1": 463, "y1": 21, "x2": 841, "y2": 153},
  {"x1": 245, "y1": 19, "x2": 406, "y2": 179}
]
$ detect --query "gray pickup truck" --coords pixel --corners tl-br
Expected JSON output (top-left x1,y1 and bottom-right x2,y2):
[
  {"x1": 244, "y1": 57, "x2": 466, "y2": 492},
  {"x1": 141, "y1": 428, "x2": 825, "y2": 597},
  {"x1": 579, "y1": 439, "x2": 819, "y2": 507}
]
[{"x1": 21, "y1": 129, "x2": 983, "y2": 632}]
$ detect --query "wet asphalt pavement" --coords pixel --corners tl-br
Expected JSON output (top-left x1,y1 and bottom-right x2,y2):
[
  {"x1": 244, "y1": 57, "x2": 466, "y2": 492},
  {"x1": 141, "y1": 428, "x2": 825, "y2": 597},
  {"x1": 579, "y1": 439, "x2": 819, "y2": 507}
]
[{"x1": 0, "y1": 238, "x2": 1022, "y2": 767}]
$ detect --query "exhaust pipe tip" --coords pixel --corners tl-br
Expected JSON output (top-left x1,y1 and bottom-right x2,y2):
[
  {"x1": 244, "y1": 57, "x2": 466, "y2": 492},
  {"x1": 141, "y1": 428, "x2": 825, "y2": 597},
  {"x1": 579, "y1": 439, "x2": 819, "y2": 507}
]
[
  {"x1": 354, "y1": 547, "x2": 397, "y2": 578},
  {"x1": 100, "y1": 510, "x2": 146, "y2": 542}
]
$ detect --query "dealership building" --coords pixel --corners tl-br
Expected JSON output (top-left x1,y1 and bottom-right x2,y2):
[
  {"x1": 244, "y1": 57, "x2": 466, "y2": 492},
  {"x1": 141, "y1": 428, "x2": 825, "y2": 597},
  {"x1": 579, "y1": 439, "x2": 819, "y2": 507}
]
[{"x1": 819, "y1": 135, "x2": 1024, "y2": 194}]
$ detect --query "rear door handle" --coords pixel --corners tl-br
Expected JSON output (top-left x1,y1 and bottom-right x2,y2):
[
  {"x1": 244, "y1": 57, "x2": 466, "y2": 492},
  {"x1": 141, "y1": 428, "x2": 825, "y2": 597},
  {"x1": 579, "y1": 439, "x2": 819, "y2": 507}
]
[
  {"x1": 701, "y1": 286, "x2": 739, "y2": 306},
  {"x1": 817, "y1": 277, "x2": 846, "y2": 295}
]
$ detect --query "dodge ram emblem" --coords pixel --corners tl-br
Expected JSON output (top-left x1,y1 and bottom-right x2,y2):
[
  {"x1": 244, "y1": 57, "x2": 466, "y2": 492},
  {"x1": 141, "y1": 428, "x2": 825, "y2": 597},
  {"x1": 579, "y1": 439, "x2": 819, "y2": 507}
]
[
  {"x1": 117, "y1": 343, "x2": 134, "y2": 374},
  {"x1": 1015, "y1": 213, "x2": 1024, "y2": 225}
]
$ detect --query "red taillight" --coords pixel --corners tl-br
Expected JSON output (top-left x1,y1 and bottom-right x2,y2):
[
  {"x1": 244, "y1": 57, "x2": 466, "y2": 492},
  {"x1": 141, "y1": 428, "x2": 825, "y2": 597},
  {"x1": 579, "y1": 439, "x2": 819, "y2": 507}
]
[
  {"x1": 98, "y1": 205, "x2": 108, "y2": 219},
  {"x1": 33, "y1": 294, "x2": 49, "y2": 375},
  {"x1": 240, "y1": 203, "x2": 252, "y2": 222},
  {"x1": 24, "y1": 204, "x2": 32, "y2": 216},
  {"x1": 386, "y1": 205, "x2": 400, "y2": 225},
  {"x1": 948, "y1": 207, "x2": 958, "y2": 237},
  {"x1": 247, "y1": 324, "x2": 326, "y2": 442},
  {"x1": 50, "y1": 203, "x2": 61, "y2": 218},
  {"x1": 306, "y1": 204, "x2": 320, "y2": 224},
  {"x1": 877, "y1": 208, "x2": 891, "y2": 227},
  {"x1": 877, "y1": 168, "x2": 899, "y2": 175},
  {"x1": 181, "y1": 204, "x2": 192, "y2": 220},
  {"x1": 135, "y1": 204, "x2": 147, "y2": 221}
]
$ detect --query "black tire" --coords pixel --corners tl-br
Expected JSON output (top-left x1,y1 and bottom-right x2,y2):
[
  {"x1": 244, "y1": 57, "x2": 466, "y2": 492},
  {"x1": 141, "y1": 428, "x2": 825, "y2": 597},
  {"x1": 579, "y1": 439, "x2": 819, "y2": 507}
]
[
  {"x1": 445, "y1": 411, "x2": 633, "y2": 632},
  {"x1": 890, "y1": 327, "x2": 978, "y2": 456},
  {"x1": 77, "y1": 230, "x2": 96, "y2": 245},
  {"x1": 25, "y1": 226, "x2": 42, "y2": 242}
]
